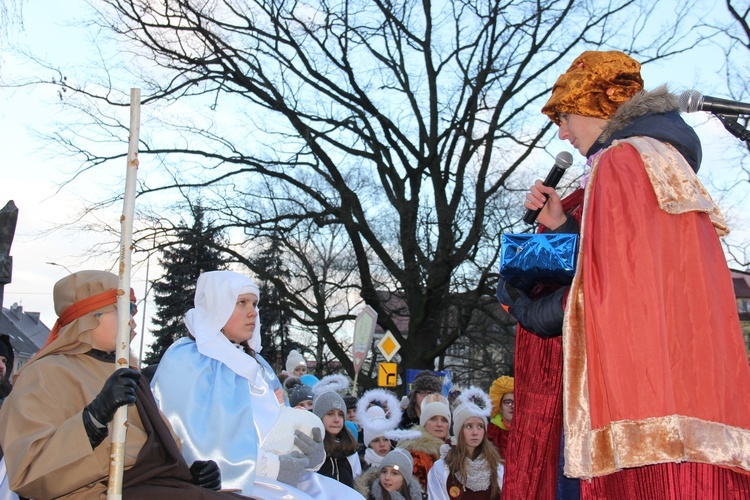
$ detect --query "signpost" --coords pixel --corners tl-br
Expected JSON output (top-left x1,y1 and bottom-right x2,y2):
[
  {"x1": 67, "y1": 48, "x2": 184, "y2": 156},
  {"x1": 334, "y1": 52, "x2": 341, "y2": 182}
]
[{"x1": 351, "y1": 305, "x2": 377, "y2": 393}]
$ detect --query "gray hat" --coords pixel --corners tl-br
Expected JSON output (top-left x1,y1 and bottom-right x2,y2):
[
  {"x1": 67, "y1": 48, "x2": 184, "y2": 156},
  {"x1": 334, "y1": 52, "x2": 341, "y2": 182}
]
[
  {"x1": 284, "y1": 376, "x2": 315, "y2": 407},
  {"x1": 313, "y1": 391, "x2": 347, "y2": 419},
  {"x1": 380, "y1": 448, "x2": 414, "y2": 482}
]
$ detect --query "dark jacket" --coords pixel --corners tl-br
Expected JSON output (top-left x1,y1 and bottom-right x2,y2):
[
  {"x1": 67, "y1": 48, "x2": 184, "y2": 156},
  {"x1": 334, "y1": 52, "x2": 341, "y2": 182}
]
[
  {"x1": 318, "y1": 454, "x2": 354, "y2": 488},
  {"x1": 498, "y1": 86, "x2": 702, "y2": 337}
]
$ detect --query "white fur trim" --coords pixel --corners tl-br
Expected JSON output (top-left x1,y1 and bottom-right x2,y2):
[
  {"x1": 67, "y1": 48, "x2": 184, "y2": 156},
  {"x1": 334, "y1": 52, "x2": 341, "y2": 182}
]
[
  {"x1": 356, "y1": 389, "x2": 401, "y2": 434},
  {"x1": 383, "y1": 428, "x2": 422, "y2": 441},
  {"x1": 457, "y1": 386, "x2": 492, "y2": 418},
  {"x1": 452, "y1": 386, "x2": 493, "y2": 434},
  {"x1": 312, "y1": 373, "x2": 350, "y2": 395}
]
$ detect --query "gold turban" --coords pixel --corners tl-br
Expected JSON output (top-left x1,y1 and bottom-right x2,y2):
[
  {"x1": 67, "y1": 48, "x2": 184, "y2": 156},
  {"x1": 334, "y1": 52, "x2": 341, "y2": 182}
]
[{"x1": 542, "y1": 51, "x2": 644, "y2": 125}]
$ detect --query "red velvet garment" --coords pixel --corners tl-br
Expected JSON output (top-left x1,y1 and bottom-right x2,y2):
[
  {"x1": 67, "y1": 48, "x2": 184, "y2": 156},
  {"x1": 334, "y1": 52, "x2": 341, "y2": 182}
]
[
  {"x1": 486, "y1": 422, "x2": 509, "y2": 461},
  {"x1": 500, "y1": 190, "x2": 584, "y2": 500},
  {"x1": 582, "y1": 461, "x2": 750, "y2": 499}
]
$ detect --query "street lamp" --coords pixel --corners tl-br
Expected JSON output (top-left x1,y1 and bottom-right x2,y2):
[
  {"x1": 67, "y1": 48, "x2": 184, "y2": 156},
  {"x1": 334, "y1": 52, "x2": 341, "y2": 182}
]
[{"x1": 46, "y1": 261, "x2": 74, "y2": 274}]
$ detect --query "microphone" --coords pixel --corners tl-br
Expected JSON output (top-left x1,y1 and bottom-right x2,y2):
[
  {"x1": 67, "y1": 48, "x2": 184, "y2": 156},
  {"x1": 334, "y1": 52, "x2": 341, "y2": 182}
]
[
  {"x1": 523, "y1": 151, "x2": 574, "y2": 225},
  {"x1": 679, "y1": 90, "x2": 750, "y2": 115}
]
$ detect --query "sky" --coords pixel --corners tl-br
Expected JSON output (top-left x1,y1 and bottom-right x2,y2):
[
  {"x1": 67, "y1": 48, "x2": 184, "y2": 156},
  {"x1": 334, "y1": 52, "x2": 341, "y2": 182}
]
[{"x1": 0, "y1": 0, "x2": 747, "y2": 363}]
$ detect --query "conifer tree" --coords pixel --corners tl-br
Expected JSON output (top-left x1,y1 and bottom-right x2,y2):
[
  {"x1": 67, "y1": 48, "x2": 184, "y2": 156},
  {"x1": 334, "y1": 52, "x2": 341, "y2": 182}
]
[
  {"x1": 251, "y1": 236, "x2": 295, "y2": 373},
  {"x1": 143, "y1": 206, "x2": 226, "y2": 365}
]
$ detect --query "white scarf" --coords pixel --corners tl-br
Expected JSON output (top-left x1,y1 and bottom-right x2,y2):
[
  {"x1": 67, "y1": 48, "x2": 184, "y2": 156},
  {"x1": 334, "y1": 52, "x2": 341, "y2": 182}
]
[
  {"x1": 364, "y1": 447, "x2": 385, "y2": 467},
  {"x1": 455, "y1": 454, "x2": 491, "y2": 492},
  {"x1": 185, "y1": 270, "x2": 263, "y2": 383}
]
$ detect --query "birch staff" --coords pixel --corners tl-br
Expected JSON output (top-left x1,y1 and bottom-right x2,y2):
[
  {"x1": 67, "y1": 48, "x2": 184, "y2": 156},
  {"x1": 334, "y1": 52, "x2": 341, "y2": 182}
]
[{"x1": 107, "y1": 88, "x2": 141, "y2": 500}]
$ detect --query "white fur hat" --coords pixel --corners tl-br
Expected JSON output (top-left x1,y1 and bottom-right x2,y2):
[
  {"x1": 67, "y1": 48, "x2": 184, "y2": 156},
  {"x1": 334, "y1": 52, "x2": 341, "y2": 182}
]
[
  {"x1": 362, "y1": 406, "x2": 388, "y2": 445},
  {"x1": 419, "y1": 393, "x2": 451, "y2": 427},
  {"x1": 451, "y1": 386, "x2": 492, "y2": 434},
  {"x1": 356, "y1": 388, "x2": 401, "y2": 446},
  {"x1": 286, "y1": 349, "x2": 307, "y2": 373}
]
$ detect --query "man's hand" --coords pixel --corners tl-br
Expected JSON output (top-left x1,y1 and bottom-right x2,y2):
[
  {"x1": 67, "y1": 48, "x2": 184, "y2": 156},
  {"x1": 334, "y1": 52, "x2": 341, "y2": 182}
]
[
  {"x1": 86, "y1": 368, "x2": 140, "y2": 425},
  {"x1": 526, "y1": 180, "x2": 566, "y2": 230}
]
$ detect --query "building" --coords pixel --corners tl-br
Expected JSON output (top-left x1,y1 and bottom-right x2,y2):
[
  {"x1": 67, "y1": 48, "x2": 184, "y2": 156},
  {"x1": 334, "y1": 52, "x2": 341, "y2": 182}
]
[{"x1": 0, "y1": 303, "x2": 50, "y2": 375}]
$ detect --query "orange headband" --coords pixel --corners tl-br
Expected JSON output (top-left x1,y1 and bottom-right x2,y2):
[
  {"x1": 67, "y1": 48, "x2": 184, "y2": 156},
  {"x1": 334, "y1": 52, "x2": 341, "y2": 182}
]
[{"x1": 42, "y1": 288, "x2": 136, "y2": 349}]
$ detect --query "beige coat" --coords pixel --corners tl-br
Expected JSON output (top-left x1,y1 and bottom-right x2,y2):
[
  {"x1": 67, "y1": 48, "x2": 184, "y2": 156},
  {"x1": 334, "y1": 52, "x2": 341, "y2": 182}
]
[{"x1": 0, "y1": 352, "x2": 177, "y2": 499}]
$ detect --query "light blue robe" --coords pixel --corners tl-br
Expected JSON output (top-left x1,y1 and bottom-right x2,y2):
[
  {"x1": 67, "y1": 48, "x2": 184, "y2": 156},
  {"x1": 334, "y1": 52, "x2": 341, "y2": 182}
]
[{"x1": 152, "y1": 338, "x2": 362, "y2": 500}]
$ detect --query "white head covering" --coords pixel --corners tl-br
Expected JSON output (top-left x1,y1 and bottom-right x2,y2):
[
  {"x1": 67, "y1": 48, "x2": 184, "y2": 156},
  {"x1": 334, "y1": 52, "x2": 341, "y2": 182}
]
[
  {"x1": 451, "y1": 386, "x2": 492, "y2": 434},
  {"x1": 184, "y1": 270, "x2": 262, "y2": 382},
  {"x1": 419, "y1": 393, "x2": 451, "y2": 427},
  {"x1": 286, "y1": 349, "x2": 307, "y2": 373}
]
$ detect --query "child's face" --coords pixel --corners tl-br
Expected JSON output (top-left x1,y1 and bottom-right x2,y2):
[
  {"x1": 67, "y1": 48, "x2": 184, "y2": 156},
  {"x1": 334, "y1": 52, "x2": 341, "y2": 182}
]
[
  {"x1": 322, "y1": 409, "x2": 345, "y2": 435},
  {"x1": 295, "y1": 400, "x2": 314, "y2": 411},
  {"x1": 369, "y1": 436, "x2": 392, "y2": 457},
  {"x1": 221, "y1": 293, "x2": 259, "y2": 343},
  {"x1": 293, "y1": 365, "x2": 307, "y2": 377},
  {"x1": 90, "y1": 303, "x2": 137, "y2": 352},
  {"x1": 380, "y1": 466, "x2": 404, "y2": 492},
  {"x1": 501, "y1": 393, "x2": 514, "y2": 422},
  {"x1": 346, "y1": 408, "x2": 357, "y2": 423},
  {"x1": 461, "y1": 417, "x2": 486, "y2": 452}
]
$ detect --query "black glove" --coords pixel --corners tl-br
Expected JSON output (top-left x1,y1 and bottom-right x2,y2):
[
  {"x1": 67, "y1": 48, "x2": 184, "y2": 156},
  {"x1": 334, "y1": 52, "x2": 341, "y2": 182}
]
[
  {"x1": 190, "y1": 460, "x2": 222, "y2": 490},
  {"x1": 85, "y1": 368, "x2": 140, "y2": 425},
  {"x1": 82, "y1": 368, "x2": 139, "y2": 449},
  {"x1": 497, "y1": 278, "x2": 566, "y2": 338},
  {"x1": 277, "y1": 452, "x2": 307, "y2": 487},
  {"x1": 294, "y1": 428, "x2": 326, "y2": 471}
]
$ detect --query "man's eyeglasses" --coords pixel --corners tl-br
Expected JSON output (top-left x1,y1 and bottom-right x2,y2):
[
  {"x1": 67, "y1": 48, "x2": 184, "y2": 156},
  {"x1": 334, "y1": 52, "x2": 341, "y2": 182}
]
[
  {"x1": 502, "y1": 399, "x2": 514, "y2": 408},
  {"x1": 94, "y1": 302, "x2": 137, "y2": 317}
]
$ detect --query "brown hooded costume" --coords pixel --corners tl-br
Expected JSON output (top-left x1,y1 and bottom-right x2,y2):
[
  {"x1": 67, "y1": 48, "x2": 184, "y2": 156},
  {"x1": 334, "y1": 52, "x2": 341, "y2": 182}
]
[{"x1": 0, "y1": 271, "x2": 244, "y2": 499}]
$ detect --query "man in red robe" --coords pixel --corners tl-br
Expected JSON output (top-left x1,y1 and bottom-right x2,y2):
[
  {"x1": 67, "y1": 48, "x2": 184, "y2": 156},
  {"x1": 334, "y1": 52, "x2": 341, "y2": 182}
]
[{"x1": 499, "y1": 51, "x2": 750, "y2": 499}]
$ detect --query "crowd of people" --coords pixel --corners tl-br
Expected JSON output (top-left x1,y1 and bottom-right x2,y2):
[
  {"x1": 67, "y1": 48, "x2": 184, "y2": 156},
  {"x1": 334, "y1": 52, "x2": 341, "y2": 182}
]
[
  {"x1": 1, "y1": 48, "x2": 749, "y2": 499},
  {"x1": 0, "y1": 271, "x2": 508, "y2": 500},
  {"x1": 0, "y1": 268, "x2": 512, "y2": 499}
]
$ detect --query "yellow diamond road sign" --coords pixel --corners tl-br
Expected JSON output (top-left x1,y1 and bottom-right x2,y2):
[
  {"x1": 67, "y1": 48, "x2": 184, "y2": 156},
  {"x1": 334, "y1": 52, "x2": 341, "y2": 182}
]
[{"x1": 377, "y1": 330, "x2": 401, "y2": 362}]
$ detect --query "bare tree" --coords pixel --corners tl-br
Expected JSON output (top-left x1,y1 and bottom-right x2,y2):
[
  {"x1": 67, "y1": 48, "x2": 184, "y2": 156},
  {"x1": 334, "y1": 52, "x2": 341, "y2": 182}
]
[
  {"x1": 0, "y1": 0, "x2": 23, "y2": 37},
  {"x1": 29, "y1": 0, "x2": 703, "y2": 379}
]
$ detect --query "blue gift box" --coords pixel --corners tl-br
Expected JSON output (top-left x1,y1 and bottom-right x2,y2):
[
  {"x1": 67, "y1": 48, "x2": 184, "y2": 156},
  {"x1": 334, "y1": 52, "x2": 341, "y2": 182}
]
[{"x1": 499, "y1": 233, "x2": 578, "y2": 287}]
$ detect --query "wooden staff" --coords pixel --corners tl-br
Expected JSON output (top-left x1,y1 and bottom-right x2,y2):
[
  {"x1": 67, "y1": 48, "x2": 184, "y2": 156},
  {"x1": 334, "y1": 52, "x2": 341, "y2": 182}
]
[{"x1": 107, "y1": 88, "x2": 141, "y2": 499}]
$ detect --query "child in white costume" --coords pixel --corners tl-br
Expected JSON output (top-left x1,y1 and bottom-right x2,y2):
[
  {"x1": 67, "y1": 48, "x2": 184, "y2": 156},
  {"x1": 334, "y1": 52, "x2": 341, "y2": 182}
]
[
  {"x1": 151, "y1": 271, "x2": 363, "y2": 499},
  {"x1": 426, "y1": 387, "x2": 504, "y2": 500}
]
